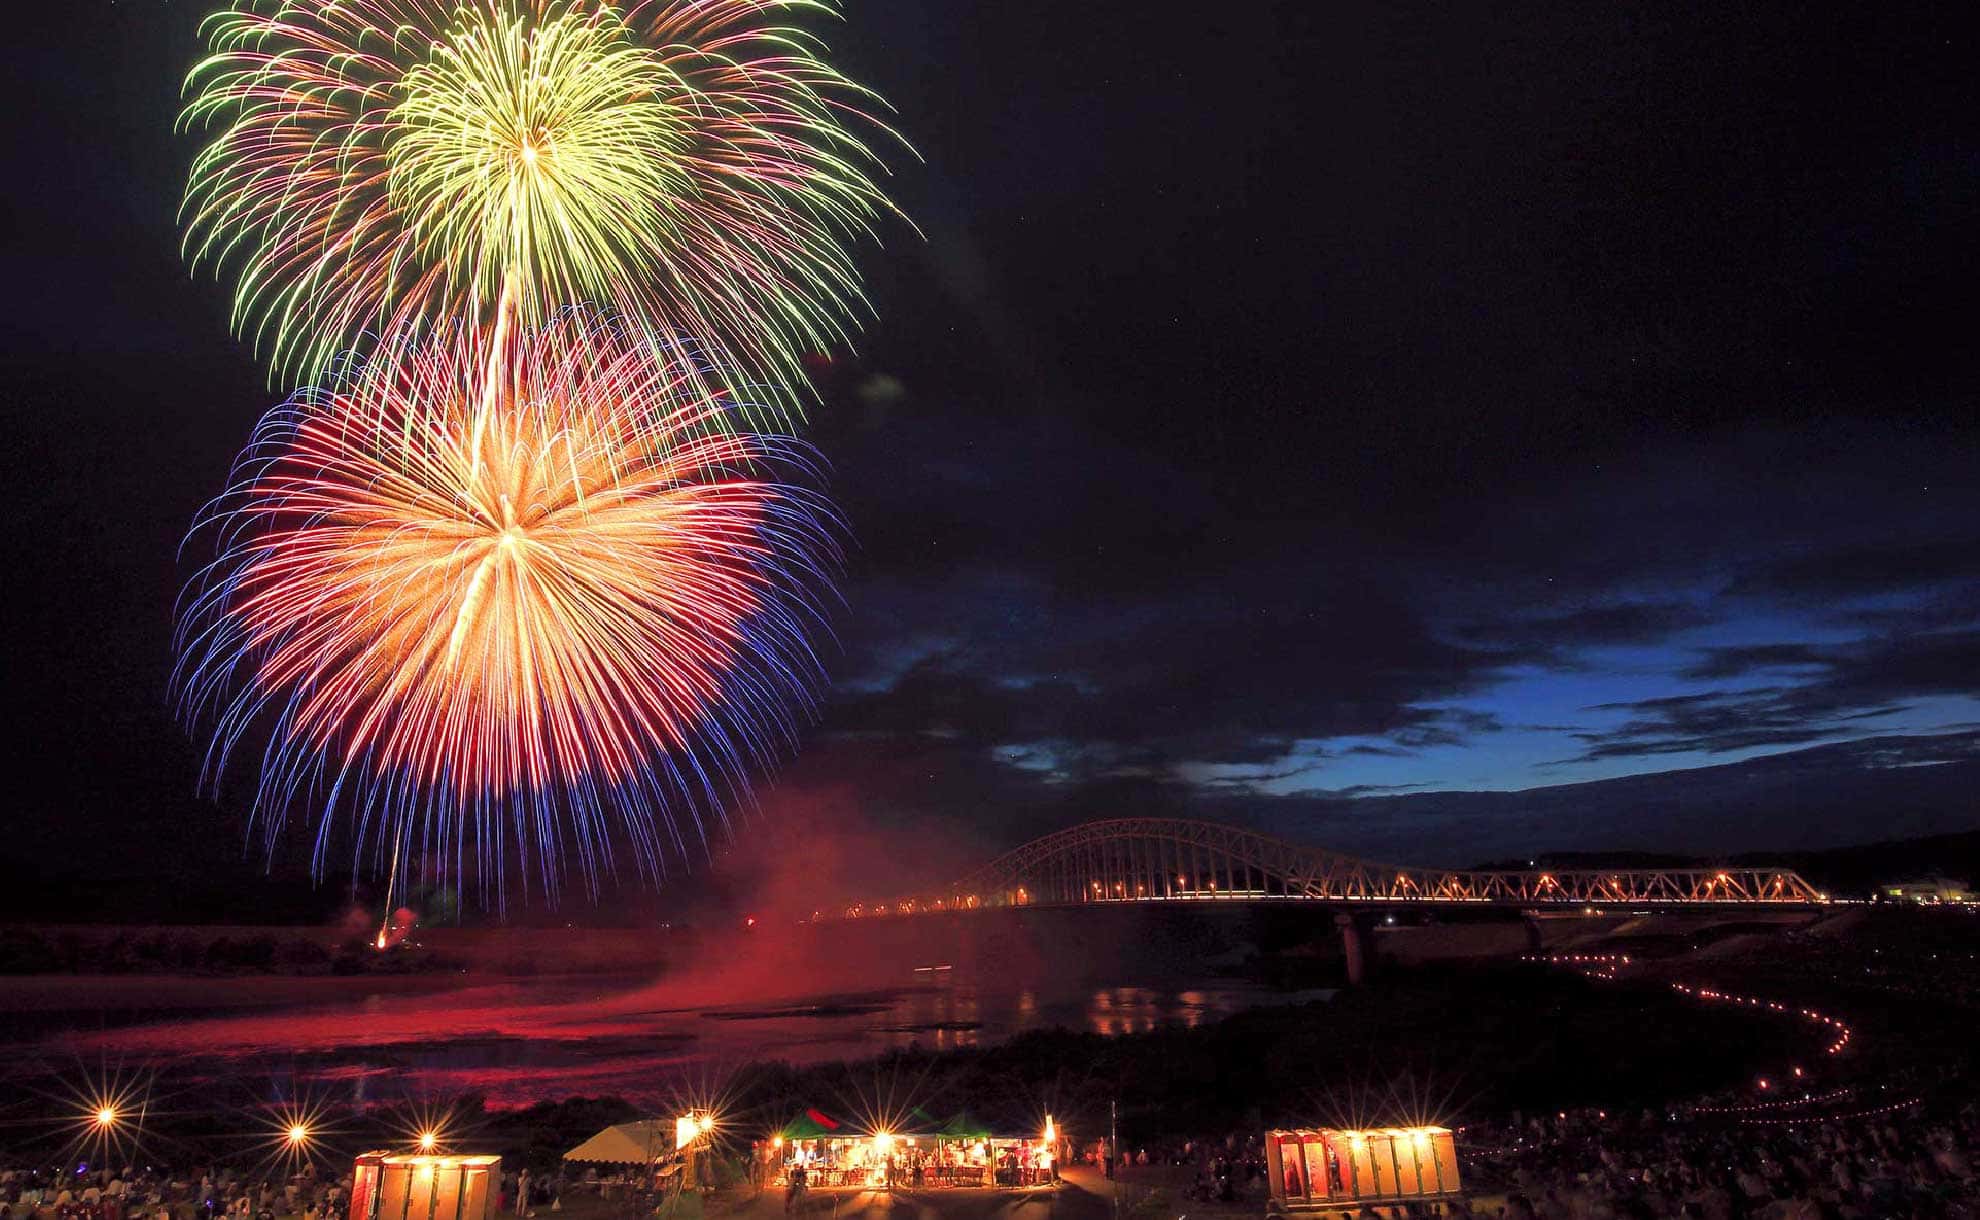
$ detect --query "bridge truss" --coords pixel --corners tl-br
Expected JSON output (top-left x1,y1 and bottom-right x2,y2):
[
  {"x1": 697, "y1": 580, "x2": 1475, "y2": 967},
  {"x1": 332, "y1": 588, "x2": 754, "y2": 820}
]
[{"x1": 839, "y1": 818, "x2": 1825, "y2": 919}]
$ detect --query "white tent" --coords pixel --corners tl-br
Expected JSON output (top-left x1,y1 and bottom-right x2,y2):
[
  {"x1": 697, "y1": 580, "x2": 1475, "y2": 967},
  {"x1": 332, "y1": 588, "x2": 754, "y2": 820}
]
[{"x1": 564, "y1": 1120, "x2": 675, "y2": 1165}]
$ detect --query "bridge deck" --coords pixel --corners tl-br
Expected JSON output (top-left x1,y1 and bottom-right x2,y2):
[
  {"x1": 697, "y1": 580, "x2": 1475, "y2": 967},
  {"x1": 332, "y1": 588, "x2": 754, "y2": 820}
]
[{"x1": 835, "y1": 818, "x2": 1827, "y2": 920}]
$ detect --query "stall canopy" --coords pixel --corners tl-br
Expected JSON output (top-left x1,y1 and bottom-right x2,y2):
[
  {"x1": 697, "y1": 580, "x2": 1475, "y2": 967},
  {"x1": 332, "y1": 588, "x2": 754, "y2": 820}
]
[
  {"x1": 935, "y1": 1113, "x2": 993, "y2": 1140},
  {"x1": 776, "y1": 1110, "x2": 844, "y2": 1141},
  {"x1": 564, "y1": 1120, "x2": 674, "y2": 1164}
]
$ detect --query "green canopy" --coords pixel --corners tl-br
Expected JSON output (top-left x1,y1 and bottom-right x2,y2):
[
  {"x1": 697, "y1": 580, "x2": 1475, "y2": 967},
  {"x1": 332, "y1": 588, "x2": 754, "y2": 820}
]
[
  {"x1": 777, "y1": 1112, "x2": 845, "y2": 1141},
  {"x1": 935, "y1": 1112, "x2": 993, "y2": 1140}
]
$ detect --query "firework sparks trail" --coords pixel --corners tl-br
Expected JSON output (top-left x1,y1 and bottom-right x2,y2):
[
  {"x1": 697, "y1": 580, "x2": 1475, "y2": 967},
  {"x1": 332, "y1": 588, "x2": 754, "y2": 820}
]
[
  {"x1": 173, "y1": 308, "x2": 840, "y2": 902},
  {"x1": 181, "y1": 0, "x2": 909, "y2": 415}
]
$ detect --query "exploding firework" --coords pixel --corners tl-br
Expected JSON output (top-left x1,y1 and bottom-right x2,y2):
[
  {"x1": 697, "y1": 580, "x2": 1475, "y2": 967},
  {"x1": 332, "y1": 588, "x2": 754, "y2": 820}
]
[
  {"x1": 181, "y1": 0, "x2": 905, "y2": 408},
  {"x1": 173, "y1": 308, "x2": 838, "y2": 898}
]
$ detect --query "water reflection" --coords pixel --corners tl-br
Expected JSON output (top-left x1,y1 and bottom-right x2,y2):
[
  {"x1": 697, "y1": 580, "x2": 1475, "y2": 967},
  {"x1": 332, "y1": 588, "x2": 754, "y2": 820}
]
[
  {"x1": 31, "y1": 969, "x2": 1280, "y2": 1108},
  {"x1": 1081, "y1": 986, "x2": 1237, "y2": 1035}
]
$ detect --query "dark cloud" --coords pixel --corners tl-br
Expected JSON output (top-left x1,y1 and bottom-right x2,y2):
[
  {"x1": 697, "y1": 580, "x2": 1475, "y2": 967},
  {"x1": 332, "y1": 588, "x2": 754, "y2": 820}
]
[
  {"x1": 1579, "y1": 631, "x2": 1980, "y2": 759},
  {"x1": 1256, "y1": 732, "x2": 1980, "y2": 867},
  {"x1": 1573, "y1": 690, "x2": 1856, "y2": 760},
  {"x1": 789, "y1": 350, "x2": 1980, "y2": 858},
  {"x1": 821, "y1": 561, "x2": 1523, "y2": 779},
  {"x1": 1681, "y1": 644, "x2": 1828, "y2": 681},
  {"x1": 1819, "y1": 629, "x2": 1980, "y2": 707},
  {"x1": 1737, "y1": 538, "x2": 1980, "y2": 599},
  {"x1": 1460, "y1": 601, "x2": 1711, "y2": 655},
  {"x1": 1841, "y1": 594, "x2": 1980, "y2": 634}
]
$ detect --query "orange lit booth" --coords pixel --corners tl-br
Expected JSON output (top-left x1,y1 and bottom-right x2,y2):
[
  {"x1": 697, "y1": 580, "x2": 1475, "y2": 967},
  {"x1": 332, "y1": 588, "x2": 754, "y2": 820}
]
[
  {"x1": 1265, "y1": 1129, "x2": 1460, "y2": 1212},
  {"x1": 766, "y1": 1112, "x2": 1058, "y2": 1190},
  {"x1": 349, "y1": 1154, "x2": 500, "y2": 1220}
]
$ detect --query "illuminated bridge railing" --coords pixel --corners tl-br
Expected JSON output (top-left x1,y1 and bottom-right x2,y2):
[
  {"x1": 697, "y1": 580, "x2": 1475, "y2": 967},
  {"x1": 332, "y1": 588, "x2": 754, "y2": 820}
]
[{"x1": 836, "y1": 818, "x2": 1826, "y2": 919}]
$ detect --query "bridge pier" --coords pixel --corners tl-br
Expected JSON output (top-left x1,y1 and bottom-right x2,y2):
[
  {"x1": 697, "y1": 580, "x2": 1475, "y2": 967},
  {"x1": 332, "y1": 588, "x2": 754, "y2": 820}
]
[{"x1": 1334, "y1": 911, "x2": 1367, "y2": 985}]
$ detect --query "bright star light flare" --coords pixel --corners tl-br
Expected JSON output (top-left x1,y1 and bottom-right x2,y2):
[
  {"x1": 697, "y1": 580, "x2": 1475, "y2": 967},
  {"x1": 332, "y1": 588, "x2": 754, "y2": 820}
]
[
  {"x1": 173, "y1": 310, "x2": 838, "y2": 898},
  {"x1": 181, "y1": 0, "x2": 906, "y2": 411}
]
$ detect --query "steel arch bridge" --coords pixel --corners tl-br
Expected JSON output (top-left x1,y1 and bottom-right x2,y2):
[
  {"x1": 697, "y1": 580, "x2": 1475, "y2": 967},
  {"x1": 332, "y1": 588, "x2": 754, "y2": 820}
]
[{"x1": 837, "y1": 818, "x2": 1826, "y2": 919}]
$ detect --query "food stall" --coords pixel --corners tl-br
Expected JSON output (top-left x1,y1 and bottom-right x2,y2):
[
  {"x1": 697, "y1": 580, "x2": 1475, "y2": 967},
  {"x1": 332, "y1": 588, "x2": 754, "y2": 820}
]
[
  {"x1": 768, "y1": 1112, "x2": 885, "y2": 1188},
  {"x1": 764, "y1": 1112, "x2": 1057, "y2": 1190},
  {"x1": 1265, "y1": 1128, "x2": 1461, "y2": 1213},
  {"x1": 919, "y1": 1113, "x2": 1053, "y2": 1188}
]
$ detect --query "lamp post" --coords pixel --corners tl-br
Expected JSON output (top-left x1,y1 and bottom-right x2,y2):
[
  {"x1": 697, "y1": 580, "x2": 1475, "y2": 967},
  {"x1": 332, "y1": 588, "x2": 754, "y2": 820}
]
[
  {"x1": 676, "y1": 1112, "x2": 714, "y2": 1194},
  {"x1": 1110, "y1": 1099, "x2": 1120, "y2": 1220}
]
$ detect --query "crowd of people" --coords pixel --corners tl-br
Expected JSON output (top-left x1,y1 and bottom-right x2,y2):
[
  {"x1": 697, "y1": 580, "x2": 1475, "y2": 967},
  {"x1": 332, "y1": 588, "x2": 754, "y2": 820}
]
[
  {"x1": 1453, "y1": 1100, "x2": 1979, "y2": 1219},
  {"x1": 0, "y1": 1164, "x2": 350, "y2": 1220},
  {"x1": 1076, "y1": 1106, "x2": 1978, "y2": 1217},
  {"x1": 0, "y1": 1165, "x2": 561, "y2": 1220}
]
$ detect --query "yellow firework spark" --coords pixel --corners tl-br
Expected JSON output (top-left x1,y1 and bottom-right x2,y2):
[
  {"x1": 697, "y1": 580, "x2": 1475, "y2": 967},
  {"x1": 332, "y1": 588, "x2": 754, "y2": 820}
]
[{"x1": 181, "y1": 0, "x2": 908, "y2": 412}]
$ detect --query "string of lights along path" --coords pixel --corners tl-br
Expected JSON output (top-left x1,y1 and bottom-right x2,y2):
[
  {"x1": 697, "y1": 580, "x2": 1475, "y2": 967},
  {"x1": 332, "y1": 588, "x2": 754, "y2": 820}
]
[{"x1": 1522, "y1": 954, "x2": 1900, "y2": 1127}]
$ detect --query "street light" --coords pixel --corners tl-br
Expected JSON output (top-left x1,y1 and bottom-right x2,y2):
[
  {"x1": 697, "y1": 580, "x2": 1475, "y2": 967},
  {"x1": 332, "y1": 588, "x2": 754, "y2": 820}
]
[
  {"x1": 95, "y1": 1107, "x2": 118, "y2": 1129},
  {"x1": 675, "y1": 1112, "x2": 713, "y2": 1150},
  {"x1": 419, "y1": 1131, "x2": 439, "y2": 1152}
]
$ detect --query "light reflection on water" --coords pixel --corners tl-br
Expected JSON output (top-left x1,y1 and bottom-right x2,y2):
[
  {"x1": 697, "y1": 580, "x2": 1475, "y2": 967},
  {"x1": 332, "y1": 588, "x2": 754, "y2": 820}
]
[
  {"x1": 24, "y1": 970, "x2": 1285, "y2": 1108},
  {"x1": 1082, "y1": 986, "x2": 1235, "y2": 1035}
]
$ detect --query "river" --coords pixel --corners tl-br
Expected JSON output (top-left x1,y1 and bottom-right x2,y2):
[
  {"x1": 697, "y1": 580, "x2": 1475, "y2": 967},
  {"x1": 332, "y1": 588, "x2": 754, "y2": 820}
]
[{"x1": 8, "y1": 963, "x2": 1327, "y2": 1108}]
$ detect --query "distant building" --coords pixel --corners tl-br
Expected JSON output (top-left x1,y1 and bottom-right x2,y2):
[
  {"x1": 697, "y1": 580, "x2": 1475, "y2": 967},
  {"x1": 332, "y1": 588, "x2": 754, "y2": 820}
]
[{"x1": 1882, "y1": 876, "x2": 1971, "y2": 903}]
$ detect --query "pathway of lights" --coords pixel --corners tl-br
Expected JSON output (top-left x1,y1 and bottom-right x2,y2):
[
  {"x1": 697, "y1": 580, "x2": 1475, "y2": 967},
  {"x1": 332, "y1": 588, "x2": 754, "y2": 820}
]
[
  {"x1": 1519, "y1": 952, "x2": 1900, "y2": 1125},
  {"x1": 1521, "y1": 954, "x2": 1857, "y2": 1057},
  {"x1": 1693, "y1": 1087, "x2": 1853, "y2": 1115},
  {"x1": 1669, "y1": 984, "x2": 1854, "y2": 1057},
  {"x1": 1734, "y1": 1097, "x2": 1921, "y2": 1127},
  {"x1": 1520, "y1": 953, "x2": 1628, "y2": 980}
]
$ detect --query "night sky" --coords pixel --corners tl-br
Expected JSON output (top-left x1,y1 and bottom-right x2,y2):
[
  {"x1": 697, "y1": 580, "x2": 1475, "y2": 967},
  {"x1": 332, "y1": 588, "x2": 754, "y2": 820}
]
[{"x1": 5, "y1": 1, "x2": 1979, "y2": 919}]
